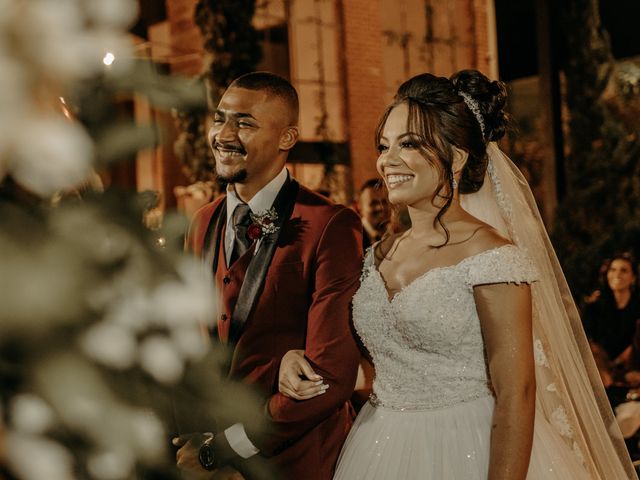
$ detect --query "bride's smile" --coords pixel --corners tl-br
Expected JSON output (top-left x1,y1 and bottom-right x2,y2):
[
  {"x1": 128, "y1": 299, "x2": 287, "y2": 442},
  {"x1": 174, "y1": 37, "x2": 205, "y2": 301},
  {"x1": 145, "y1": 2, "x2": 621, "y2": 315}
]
[{"x1": 376, "y1": 103, "x2": 442, "y2": 209}]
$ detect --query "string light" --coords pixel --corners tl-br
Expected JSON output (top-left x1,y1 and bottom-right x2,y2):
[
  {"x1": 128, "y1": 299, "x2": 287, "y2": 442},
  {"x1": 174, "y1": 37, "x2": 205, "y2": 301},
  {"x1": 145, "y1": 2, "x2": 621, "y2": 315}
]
[{"x1": 102, "y1": 52, "x2": 115, "y2": 66}]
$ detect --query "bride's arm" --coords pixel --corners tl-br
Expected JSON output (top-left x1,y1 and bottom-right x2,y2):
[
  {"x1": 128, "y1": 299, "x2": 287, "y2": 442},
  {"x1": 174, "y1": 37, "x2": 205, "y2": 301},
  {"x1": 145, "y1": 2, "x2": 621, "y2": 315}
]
[
  {"x1": 279, "y1": 350, "x2": 373, "y2": 400},
  {"x1": 474, "y1": 282, "x2": 535, "y2": 480},
  {"x1": 354, "y1": 356, "x2": 374, "y2": 392}
]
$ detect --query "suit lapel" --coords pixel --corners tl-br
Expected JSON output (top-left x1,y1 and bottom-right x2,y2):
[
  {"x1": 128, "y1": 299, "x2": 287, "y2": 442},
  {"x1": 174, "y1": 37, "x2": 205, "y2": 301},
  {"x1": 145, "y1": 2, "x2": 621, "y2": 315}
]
[
  {"x1": 228, "y1": 177, "x2": 300, "y2": 344},
  {"x1": 203, "y1": 198, "x2": 227, "y2": 273}
]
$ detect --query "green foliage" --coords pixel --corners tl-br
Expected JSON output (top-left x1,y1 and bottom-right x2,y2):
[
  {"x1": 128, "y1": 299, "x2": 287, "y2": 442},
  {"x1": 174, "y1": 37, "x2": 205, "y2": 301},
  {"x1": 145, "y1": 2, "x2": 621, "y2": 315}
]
[
  {"x1": 195, "y1": 0, "x2": 263, "y2": 104},
  {"x1": 173, "y1": 109, "x2": 215, "y2": 183},
  {"x1": 172, "y1": 0, "x2": 262, "y2": 185},
  {"x1": 551, "y1": 0, "x2": 640, "y2": 300}
]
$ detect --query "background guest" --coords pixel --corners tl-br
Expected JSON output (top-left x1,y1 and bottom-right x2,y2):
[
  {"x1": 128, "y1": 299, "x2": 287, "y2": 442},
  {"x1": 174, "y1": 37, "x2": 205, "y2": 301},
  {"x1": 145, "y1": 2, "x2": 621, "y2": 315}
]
[
  {"x1": 583, "y1": 252, "x2": 640, "y2": 387},
  {"x1": 355, "y1": 178, "x2": 391, "y2": 249}
]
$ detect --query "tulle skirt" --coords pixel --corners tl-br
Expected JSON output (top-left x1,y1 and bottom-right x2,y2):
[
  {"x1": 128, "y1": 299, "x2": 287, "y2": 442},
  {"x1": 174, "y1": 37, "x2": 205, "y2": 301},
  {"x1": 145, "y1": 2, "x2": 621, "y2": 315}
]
[{"x1": 334, "y1": 395, "x2": 589, "y2": 479}]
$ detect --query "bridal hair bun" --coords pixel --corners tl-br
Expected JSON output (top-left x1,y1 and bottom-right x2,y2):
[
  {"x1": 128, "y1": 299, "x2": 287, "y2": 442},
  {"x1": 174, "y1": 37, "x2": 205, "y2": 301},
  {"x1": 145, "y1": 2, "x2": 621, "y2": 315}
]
[
  {"x1": 385, "y1": 71, "x2": 509, "y2": 196},
  {"x1": 450, "y1": 69, "x2": 509, "y2": 143},
  {"x1": 389, "y1": 72, "x2": 490, "y2": 195}
]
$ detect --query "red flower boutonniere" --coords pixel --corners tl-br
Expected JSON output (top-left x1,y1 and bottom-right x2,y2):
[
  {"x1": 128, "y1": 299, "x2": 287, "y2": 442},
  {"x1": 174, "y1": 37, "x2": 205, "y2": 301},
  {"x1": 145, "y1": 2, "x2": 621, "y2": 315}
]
[{"x1": 247, "y1": 208, "x2": 280, "y2": 241}]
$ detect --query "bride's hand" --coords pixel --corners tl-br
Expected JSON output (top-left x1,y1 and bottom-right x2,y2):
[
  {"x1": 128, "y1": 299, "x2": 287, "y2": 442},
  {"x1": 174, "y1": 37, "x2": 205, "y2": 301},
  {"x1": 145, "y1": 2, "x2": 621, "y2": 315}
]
[{"x1": 278, "y1": 349, "x2": 328, "y2": 400}]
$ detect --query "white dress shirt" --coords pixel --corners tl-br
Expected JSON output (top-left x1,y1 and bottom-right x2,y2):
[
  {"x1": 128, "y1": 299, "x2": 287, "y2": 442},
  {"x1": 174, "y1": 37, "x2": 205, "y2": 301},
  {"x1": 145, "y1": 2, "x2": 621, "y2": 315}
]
[{"x1": 222, "y1": 166, "x2": 288, "y2": 457}]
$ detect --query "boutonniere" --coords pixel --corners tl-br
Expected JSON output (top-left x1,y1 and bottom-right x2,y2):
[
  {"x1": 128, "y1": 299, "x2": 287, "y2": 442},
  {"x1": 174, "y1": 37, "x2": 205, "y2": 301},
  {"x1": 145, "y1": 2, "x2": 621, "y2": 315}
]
[{"x1": 247, "y1": 208, "x2": 280, "y2": 241}]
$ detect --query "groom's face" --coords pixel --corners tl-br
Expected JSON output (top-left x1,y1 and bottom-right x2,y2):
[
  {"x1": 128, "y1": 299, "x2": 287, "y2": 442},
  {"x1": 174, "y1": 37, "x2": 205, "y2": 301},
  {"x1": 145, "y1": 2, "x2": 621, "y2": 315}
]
[{"x1": 208, "y1": 87, "x2": 293, "y2": 187}]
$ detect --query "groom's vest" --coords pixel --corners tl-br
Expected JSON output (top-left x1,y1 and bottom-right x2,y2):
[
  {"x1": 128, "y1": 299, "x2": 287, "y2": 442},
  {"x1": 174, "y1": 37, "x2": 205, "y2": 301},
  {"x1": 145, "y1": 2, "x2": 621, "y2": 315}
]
[{"x1": 213, "y1": 230, "x2": 254, "y2": 345}]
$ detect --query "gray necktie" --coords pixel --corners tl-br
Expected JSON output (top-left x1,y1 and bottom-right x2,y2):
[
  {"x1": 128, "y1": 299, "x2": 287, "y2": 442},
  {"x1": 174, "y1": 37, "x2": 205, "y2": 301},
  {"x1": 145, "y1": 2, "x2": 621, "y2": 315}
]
[{"x1": 230, "y1": 203, "x2": 252, "y2": 265}]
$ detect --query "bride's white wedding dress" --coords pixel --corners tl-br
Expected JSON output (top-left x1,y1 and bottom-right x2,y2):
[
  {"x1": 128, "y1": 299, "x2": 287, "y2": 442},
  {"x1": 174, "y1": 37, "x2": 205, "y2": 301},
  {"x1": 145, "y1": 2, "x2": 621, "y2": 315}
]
[{"x1": 333, "y1": 244, "x2": 589, "y2": 479}]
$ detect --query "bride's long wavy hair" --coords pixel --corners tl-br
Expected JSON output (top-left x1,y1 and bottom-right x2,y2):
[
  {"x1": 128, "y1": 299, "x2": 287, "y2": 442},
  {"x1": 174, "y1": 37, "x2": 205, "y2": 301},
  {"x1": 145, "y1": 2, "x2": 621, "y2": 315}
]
[{"x1": 375, "y1": 70, "x2": 508, "y2": 245}]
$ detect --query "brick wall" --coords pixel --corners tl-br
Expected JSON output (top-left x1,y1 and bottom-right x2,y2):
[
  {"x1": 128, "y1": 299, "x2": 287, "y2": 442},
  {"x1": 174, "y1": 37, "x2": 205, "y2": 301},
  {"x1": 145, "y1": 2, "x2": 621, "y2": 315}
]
[
  {"x1": 166, "y1": 0, "x2": 204, "y2": 76},
  {"x1": 343, "y1": 0, "x2": 493, "y2": 192},
  {"x1": 159, "y1": 0, "x2": 493, "y2": 197},
  {"x1": 134, "y1": 0, "x2": 201, "y2": 211},
  {"x1": 472, "y1": 0, "x2": 491, "y2": 74},
  {"x1": 338, "y1": 0, "x2": 386, "y2": 191}
]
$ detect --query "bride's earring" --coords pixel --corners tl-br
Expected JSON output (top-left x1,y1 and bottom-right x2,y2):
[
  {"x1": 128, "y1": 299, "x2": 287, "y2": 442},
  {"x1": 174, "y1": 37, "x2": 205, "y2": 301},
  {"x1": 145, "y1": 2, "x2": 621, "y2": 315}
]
[{"x1": 451, "y1": 177, "x2": 458, "y2": 190}]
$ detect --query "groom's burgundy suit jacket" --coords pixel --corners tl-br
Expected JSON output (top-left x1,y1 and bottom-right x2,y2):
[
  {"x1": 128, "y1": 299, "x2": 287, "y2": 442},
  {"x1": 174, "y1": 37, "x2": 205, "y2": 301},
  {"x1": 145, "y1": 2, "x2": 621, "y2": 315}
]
[{"x1": 186, "y1": 179, "x2": 363, "y2": 480}]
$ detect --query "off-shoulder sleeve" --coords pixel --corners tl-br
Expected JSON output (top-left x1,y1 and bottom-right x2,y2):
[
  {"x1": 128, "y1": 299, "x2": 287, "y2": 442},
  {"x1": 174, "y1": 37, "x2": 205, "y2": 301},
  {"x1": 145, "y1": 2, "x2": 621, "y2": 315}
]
[
  {"x1": 363, "y1": 245, "x2": 375, "y2": 268},
  {"x1": 359, "y1": 244, "x2": 377, "y2": 282},
  {"x1": 467, "y1": 244, "x2": 539, "y2": 287}
]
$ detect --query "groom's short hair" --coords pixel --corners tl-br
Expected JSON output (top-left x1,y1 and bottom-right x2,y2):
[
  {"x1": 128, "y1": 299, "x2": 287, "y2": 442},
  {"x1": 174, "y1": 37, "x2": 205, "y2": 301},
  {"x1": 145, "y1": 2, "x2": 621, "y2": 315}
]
[{"x1": 230, "y1": 72, "x2": 299, "y2": 125}]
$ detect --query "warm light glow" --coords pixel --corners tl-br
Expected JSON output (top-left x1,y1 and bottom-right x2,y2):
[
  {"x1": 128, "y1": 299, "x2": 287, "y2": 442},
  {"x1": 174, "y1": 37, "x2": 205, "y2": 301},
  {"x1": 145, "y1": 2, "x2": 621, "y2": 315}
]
[
  {"x1": 59, "y1": 97, "x2": 72, "y2": 120},
  {"x1": 103, "y1": 52, "x2": 115, "y2": 66}
]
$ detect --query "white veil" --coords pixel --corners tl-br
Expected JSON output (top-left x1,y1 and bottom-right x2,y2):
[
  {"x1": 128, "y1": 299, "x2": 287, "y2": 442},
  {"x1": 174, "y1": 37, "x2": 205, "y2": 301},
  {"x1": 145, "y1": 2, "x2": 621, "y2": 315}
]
[{"x1": 460, "y1": 143, "x2": 637, "y2": 479}]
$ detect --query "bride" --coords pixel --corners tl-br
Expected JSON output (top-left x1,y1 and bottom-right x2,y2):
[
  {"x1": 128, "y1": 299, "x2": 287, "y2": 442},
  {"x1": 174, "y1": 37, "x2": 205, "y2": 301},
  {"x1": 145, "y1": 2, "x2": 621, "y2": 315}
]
[{"x1": 277, "y1": 70, "x2": 636, "y2": 479}]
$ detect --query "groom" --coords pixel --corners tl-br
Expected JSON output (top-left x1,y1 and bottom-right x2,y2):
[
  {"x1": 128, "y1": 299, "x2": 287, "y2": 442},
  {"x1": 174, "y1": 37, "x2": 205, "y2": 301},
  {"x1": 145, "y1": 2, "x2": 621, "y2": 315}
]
[{"x1": 177, "y1": 72, "x2": 363, "y2": 479}]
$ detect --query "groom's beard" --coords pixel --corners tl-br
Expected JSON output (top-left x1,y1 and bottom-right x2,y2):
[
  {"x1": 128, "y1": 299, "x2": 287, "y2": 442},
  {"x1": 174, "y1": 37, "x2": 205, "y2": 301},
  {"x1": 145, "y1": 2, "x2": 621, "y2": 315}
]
[
  {"x1": 215, "y1": 168, "x2": 247, "y2": 185},
  {"x1": 214, "y1": 141, "x2": 248, "y2": 184}
]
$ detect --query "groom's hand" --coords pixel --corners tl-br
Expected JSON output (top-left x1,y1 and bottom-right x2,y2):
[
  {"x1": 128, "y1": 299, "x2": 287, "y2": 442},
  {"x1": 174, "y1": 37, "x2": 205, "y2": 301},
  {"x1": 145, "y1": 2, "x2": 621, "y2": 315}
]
[
  {"x1": 173, "y1": 433, "x2": 214, "y2": 478},
  {"x1": 174, "y1": 433, "x2": 242, "y2": 479}
]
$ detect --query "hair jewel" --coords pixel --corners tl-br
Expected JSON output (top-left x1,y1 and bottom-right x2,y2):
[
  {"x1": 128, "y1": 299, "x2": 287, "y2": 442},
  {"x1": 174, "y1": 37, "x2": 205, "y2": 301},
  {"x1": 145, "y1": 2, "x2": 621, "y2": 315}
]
[{"x1": 458, "y1": 92, "x2": 486, "y2": 139}]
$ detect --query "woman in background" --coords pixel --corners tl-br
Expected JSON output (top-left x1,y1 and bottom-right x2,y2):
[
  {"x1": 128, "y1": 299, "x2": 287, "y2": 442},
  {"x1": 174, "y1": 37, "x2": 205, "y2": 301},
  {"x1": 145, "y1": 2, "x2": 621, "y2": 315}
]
[{"x1": 583, "y1": 253, "x2": 640, "y2": 387}]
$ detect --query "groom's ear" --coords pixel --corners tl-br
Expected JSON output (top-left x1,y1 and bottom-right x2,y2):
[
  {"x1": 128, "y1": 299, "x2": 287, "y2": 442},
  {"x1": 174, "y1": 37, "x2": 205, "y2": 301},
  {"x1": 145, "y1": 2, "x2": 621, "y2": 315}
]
[
  {"x1": 452, "y1": 147, "x2": 469, "y2": 176},
  {"x1": 279, "y1": 126, "x2": 299, "y2": 151}
]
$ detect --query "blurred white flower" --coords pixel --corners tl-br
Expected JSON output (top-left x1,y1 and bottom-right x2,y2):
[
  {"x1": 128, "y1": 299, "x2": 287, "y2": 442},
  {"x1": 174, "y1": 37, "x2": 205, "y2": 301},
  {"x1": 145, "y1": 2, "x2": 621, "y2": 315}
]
[
  {"x1": 87, "y1": 449, "x2": 135, "y2": 480},
  {"x1": 150, "y1": 259, "x2": 216, "y2": 329},
  {"x1": 10, "y1": 394, "x2": 57, "y2": 435},
  {"x1": 85, "y1": 0, "x2": 139, "y2": 29},
  {"x1": 139, "y1": 335, "x2": 184, "y2": 385},
  {"x1": 0, "y1": 56, "x2": 28, "y2": 111},
  {"x1": 129, "y1": 410, "x2": 166, "y2": 462},
  {"x1": 32, "y1": 31, "x2": 101, "y2": 80},
  {"x1": 103, "y1": 289, "x2": 151, "y2": 333},
  {"x1": 176, "y1": 257, "x2": 215, "y2": 290},
  {"x1": 80, "y1": 321, "x2": 137, "y2": 370},
  {"x1": 10, "y1": 116, "x2": 93, "y2": 197},
  {"x1": 27, "y1": 0, "x2": 84, "y2": 32},
  {"x1": 149, "y1": 281, "x2": 203, "y2": 328},
  {"x1": 171, "y1": 326, "x2": 209, "y2": 361},
  {"x1": 5, "y1": 432, "x2": 75, "y2": 480},
  {"x1": 21, "y1": 0, "x2": 95, "y2": 79}
]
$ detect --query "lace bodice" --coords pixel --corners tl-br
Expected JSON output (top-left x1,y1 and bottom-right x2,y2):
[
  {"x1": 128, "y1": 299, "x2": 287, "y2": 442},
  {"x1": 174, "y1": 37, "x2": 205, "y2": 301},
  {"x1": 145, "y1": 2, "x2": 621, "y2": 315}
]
[{"x1": 353, "y1": 244, "x2": 538, "y2": 410}]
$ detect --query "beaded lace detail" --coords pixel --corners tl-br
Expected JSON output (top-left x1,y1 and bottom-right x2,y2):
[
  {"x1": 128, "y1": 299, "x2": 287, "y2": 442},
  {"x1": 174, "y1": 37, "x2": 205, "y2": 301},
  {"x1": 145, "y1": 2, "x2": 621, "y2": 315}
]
[{"x1": 354, "y1": 244, "x2": 538, "y2": 410}]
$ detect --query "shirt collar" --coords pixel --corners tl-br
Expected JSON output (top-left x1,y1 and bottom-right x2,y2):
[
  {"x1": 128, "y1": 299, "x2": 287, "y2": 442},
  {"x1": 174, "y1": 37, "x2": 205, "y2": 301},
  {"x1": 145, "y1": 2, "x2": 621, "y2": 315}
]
[{"x1": 226, "y1": 167, "x2": 288, "y2": 222}]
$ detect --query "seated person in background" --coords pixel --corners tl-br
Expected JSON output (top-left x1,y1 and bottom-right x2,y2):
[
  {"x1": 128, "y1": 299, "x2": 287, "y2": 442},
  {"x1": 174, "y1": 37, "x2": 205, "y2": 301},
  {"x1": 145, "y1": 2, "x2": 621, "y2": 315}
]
[
  {"x1": 355, "y1": 179, "x2": 391, "y2": 249},
  {"x1": 583, "y1": 252, "x2": 640, "y2": 387}
]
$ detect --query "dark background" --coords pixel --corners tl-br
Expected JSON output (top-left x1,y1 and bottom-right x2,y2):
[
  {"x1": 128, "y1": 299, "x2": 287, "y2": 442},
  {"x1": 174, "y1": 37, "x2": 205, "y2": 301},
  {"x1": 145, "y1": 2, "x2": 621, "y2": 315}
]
[
  {"x1": 131, "y1": 1, "x2": 640, "y2": 82},
  {"x1": 495, "y1": 0, "x2": 640, "y2": 81}
]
